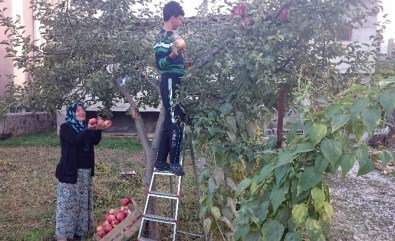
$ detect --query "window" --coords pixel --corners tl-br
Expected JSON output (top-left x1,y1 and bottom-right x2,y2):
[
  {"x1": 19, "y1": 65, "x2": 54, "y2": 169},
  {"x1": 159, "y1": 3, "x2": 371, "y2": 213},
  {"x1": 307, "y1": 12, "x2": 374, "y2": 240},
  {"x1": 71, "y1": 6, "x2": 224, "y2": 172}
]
[{"x1": 336, "y1": 29, "x2": 352, "y2": 42}]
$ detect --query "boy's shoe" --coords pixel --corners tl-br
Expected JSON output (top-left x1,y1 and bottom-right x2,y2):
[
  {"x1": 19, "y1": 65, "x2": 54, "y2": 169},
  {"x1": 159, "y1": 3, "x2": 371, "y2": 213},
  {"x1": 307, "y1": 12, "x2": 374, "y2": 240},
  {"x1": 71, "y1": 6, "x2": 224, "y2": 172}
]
[
  {"x1": 154, "y1": 163, "x2": 171, "y2": 171},
  {"x1": 170, "y1": 164, "x2": 185, "y2": 176}
]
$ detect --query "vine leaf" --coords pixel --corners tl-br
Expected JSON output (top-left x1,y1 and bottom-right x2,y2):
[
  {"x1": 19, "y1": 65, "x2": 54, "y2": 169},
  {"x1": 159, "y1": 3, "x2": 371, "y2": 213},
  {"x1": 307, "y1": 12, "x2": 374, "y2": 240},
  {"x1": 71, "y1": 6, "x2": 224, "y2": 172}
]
[
  {"x1": 307, "y1": 123, "x2": 327, "y2": 145},
  {"x1": 362, "y1": 109, "x2": 381, "y2": 134},
  {"x1": 320, "y1": 139, "x2": 342, "y2": 167},
  {"x1": 261, "y1": 220, "x2": 284, "y2": 241},
  {"x1": 311, "y1": 187, "x2": 325, "y2": 211},
  {"x1": 379, "y1": 91, "x2": 395, "y2": 114},
  {"x1": 292, "y1": 203, "x2": 308, "y2": 225},
  {"x1": 340, "y1": 153, "x2": 356, "y2": 177},
  {"x1": 299, "y1": 167, "x2": 323, "y2": 193},
  {"x1": 331, "y1": 114, "x2": 350, "y2": 133}
]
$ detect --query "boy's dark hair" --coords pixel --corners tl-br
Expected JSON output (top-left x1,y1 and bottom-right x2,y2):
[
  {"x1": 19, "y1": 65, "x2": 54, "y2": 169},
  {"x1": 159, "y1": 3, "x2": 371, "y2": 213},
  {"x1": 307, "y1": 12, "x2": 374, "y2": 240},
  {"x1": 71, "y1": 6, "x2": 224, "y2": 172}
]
[{"x1": 163, "y1": 1, "x2": 184, "y2": 22}]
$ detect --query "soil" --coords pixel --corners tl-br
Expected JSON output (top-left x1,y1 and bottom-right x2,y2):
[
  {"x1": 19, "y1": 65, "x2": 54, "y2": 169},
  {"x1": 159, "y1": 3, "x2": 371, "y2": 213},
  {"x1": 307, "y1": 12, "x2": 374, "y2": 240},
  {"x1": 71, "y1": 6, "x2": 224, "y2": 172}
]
[{"x1": 326, "y1": 163, "x2": 395, "y2": 241}]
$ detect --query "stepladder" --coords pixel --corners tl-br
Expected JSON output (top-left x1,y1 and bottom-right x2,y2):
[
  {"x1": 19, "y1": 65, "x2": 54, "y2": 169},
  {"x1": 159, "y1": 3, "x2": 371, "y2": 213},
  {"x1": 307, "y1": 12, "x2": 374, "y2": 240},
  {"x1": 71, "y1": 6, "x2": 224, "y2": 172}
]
[{"x1": 137, "y1": 168, "x2": 183, "y2": 241}]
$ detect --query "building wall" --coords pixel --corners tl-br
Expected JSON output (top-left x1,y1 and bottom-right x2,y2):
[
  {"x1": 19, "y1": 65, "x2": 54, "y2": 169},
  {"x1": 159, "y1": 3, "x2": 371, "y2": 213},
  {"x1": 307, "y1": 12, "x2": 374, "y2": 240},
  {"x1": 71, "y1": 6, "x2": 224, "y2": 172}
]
[{"x1": 0, "y1": 0, "x2": 36, "y2": 95}]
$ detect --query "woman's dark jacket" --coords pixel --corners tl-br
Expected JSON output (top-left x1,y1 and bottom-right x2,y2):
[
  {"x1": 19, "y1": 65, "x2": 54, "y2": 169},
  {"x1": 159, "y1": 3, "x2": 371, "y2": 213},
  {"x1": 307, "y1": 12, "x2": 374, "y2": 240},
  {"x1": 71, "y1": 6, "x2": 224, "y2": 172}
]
[{"x1": 55, "y1": 122, "x2": 102, "y2": 184}]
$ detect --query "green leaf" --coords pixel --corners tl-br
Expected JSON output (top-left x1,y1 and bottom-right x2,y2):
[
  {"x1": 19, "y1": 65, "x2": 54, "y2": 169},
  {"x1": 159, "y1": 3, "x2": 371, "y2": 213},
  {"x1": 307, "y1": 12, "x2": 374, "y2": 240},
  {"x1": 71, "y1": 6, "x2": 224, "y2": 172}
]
[
  {"x1": 340, "y1": 154, "x2": 356, "y2": 177},
  {"x1": 245, "y1": 231, "x2": 262, "y2": 241},
  {"x1": 261, "y1": 220, "x2": 284, "y2": 241},
  {"x1": 315, "y1": 154, "x2": 329, "y2": 173},
  {"x1": 270, "y1": 183, "x2": 289, "y2": 213},
  {"x1": 257, "y1": 164, "x2": 274, "y2": 183},
  {"x1": 211, "y1": 206, "x2": 221, "y2": 220},
  {"x1": 305, "y1": 218, "x2": 324, "y2": 241},
  {"x1": 234, "y1": 225, "x2": 250, "y2": 241},
  {"x1": 203, "y1": 218, "x2": 212, "y2": 235},
  {"x1": 294, "y1": 143, "x2": 315, "y2": 155},
  {"x1": 356, "y1": 146, "x2": 374, "y2": 176},
  {"x1": 350, "y1": 99, "x2": 368, "y2": 117},
  {"x1": 352, "y1": 120, "x2": 365, "y2": 142},
  {"x1": 226, "y1": 116, "x2": 237, "y2": 133},
  {"x1": 284, "y1": 232, "x2": 301, "y2": 241},
  {"x1": 323, "y1": 202, "x2": 334, "y2": 220},
  {"x1": 379, "y1": 91, "x2": 395, "y2": 114},
  {"x1": 275, "y1": 164, "x2": 290, "y2": 185},
  {"x1": 307, "y1": 123, "x2": 327, "y2": 145},
  {"x1": 236, "y1": 178, "x2": 252, "y2": 195},
  {"x1": 331, "y1": 114, "x2": 350, "y2": 133},
  {"x1": 292, "y1": 203, "x2": 308, "y2": 225},
  {"x1": 220, "y1": 103, "x2": 233, "y2": 115},
  {"x1": 362, "y1": 109, "x2": 381, "y2": 134},
  {"x1": 324, "y1": 104, "x2": 343, "y2": 119},
  {"x1": 311, "y1": 187, "x2": 325, "y2": 211},
  {"x1": 299, "y1": 167, "x2": 322, "y2": 192},
  {"x1": 320, "y1": 139, "x2": 343, "y2": 168},
  {"x1": 256, "y1": 201, "x2": 269, "y2": 223},
  {"x1": 276, "y1": 150, "x2": 296, "y2": 167}
]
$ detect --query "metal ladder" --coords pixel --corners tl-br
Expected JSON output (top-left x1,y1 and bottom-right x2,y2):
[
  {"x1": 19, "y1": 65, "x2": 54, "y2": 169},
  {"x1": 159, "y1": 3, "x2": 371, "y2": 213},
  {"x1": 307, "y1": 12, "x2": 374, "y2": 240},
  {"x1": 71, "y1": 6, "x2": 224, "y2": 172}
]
[{"x1": 137, "y1": 130, "x2": 186, "y2": 241}]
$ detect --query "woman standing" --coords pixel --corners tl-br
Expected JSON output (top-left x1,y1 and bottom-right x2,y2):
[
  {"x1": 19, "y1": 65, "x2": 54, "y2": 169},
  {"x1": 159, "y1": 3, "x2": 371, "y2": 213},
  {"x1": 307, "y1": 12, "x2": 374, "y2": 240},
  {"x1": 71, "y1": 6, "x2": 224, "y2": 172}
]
[{"x1": 55, "y1": 102, "x2": 106, "y2": 241}]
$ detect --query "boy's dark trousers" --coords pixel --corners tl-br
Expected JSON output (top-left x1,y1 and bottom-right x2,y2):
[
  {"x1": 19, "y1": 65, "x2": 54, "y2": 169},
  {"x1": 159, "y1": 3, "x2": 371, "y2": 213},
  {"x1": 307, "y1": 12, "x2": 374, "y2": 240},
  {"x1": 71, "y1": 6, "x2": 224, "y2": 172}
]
[{"x1": 155, "y1": 73, "x2": 185, "y2": 167}]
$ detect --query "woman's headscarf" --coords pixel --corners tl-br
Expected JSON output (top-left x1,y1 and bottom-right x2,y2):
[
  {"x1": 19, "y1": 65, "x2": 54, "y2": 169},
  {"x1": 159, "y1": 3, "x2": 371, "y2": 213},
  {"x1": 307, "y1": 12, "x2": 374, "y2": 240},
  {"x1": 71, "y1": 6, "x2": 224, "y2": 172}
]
[{"x1": 65, "y1": 102, "x2": 87, "y2": 133}]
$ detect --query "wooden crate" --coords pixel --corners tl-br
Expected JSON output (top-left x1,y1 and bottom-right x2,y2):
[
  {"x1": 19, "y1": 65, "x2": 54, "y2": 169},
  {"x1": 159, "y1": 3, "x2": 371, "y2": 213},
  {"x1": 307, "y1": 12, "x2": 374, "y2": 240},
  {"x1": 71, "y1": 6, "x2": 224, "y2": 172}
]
[{"x1": 93, "y1": 197, "x2": 142, "y2": 241}]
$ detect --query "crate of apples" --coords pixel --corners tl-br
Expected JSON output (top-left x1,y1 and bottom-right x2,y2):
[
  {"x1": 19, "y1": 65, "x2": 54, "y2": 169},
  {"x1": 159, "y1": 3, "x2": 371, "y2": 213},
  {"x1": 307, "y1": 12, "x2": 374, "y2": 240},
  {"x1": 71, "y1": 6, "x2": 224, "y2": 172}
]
[{"x1": 94, "y1": 197, "x2": 142, "y2": 241}]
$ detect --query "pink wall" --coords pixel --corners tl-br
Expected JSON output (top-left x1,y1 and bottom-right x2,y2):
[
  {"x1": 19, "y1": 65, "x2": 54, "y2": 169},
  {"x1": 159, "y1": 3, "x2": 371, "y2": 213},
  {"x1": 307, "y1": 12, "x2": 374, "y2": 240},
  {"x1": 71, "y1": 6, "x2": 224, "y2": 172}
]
[
  {"x1": 0, "y1": 0, "x2": 35, "y2": 96},
  {"x1": 0, "y1": 0, "x2": 13, "y2": 97}
]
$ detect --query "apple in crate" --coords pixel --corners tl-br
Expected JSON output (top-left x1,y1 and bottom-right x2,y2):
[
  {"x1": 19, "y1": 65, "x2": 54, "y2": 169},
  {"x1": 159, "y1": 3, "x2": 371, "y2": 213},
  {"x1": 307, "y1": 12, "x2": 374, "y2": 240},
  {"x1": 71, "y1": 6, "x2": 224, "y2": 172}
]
[
  {"x1": 103, "y1": 224, "x2": 113, "y2": 233},
  {"x1": 116, "y1": 211, "x2": 127, "y2": 222},
  {"x1": 97, "y1": 229, "x2": 106, "y2": 238}
]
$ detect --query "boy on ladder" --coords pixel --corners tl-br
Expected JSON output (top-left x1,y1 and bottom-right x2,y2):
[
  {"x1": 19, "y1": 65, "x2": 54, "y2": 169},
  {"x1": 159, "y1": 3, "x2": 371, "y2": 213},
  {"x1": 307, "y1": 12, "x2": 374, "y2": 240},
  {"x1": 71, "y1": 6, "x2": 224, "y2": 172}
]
[{"x1": 153, "y1": 1, "x2": 187, "y2": 176}]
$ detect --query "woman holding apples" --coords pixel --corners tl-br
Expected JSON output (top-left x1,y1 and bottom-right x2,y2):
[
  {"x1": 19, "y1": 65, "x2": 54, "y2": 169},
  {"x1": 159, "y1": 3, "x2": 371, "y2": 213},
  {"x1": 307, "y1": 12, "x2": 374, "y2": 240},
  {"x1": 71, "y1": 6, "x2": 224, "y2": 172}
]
[{"x1": 55, "y1": 102, "x2": 109, "y2": 241}]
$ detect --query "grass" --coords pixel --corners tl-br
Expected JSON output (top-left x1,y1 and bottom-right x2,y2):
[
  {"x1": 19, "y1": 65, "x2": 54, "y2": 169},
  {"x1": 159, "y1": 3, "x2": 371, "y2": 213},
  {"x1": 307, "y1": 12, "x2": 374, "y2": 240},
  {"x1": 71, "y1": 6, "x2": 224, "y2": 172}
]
[
  {"x1": 0, "y1": 131, "x2": 142, "y2": 151},
  {"x1": 0, "y1": 131, "x2": 203, "y2": 241}
]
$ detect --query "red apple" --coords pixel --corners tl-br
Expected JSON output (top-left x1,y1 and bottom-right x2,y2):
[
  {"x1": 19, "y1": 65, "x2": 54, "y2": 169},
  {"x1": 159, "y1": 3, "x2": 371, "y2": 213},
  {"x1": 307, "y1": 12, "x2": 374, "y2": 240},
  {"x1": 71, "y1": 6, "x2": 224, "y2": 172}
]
[
  {"x1": 116, "y1": 211, "x2": 127, "y2": 221},
  {"x1": 103, "y1": 119, "x2": 112, "y2": 128},
  {"x1": 106, "y1": 214, "x2": 116, "y2": 223},
  {"x1": 244, "y1": 17, "x2": 252, "y2": 26},
  {"x1": 121, "y1": 198, "x2": 130, "y2": 207},
  {"x1": 121, "y1": 207, "x2": 129, "y2": 214},
  {"x1": 111, "y1": 219, "x2": 120, "y2": 226},
  {"x1": 279, "y1": 8, "x2": 288, "y2": 22},
  {"x1": 97, "y1": 229, "x2": 106, "y2": 238},
  {"x1": 232, "y1": 4, "x2": 247, "y2": 17},
  {"x1": 174, "y1": 38, "x2": 186, "y2": 49},
  {"x1": 88, "y1": 118, "x2": 98, "y2": 125},
  {"x1": 103, "y1": 224, "x2": 113, "y2": 233},
  {"x1": 108, "y1": 209, "x2": 116, "y2": 215}
]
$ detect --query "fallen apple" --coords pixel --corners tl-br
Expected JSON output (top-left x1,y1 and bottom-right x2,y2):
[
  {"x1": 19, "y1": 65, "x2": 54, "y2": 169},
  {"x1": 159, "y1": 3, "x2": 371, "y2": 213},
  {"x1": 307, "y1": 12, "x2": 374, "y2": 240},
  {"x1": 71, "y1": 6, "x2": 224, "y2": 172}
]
[
  {"x1": 121, "y1": 198, "x2": 130, "y2": 207},
  {"x1": 174, "y1": 38, "x2": 185, "y2": 49}
]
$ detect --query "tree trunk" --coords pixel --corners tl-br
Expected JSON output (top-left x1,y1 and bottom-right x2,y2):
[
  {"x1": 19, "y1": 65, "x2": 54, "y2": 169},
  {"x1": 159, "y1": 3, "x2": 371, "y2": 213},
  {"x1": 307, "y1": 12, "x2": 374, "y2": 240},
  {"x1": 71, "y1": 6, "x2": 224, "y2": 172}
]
[{"x1": 112, "y1": 78, "x2": 162, "y2": 239}]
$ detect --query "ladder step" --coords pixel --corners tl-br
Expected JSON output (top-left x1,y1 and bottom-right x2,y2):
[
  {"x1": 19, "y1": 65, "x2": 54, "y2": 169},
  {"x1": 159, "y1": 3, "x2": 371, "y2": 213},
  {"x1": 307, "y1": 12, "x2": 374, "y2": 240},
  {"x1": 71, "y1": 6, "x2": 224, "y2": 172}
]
[
  {"x1": 143, "y1": 214, "x2": 177, "y2": 224},
  {"x1": 153, "y1": 170, "x2": 177, "y2": 176},
  {"x1": 148, "y1": 191, "x2": 180, "y2": 199}
]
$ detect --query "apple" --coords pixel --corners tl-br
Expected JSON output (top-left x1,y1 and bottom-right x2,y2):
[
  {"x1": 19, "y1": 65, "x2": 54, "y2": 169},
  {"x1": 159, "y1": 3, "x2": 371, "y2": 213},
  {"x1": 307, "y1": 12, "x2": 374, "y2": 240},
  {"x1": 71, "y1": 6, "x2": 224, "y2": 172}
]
[
  {"x1": 121, "y1": 198, "x2": 130, "y2": 207},
  {"x1": 174, "y1": 38, "x2": 185, "y2": 49},
  {"x1": 106, "y1": 214, "x2": 116, "y2": 223},
  {"x1": 97, "y1": 229, "x2": 106, "y2": 238},
  {"x1": 103, "y1": 224, "x2": 113, "y2": 233},
  {"x1": 96, "y1": 225, "x2": 103, "y2": 232},
  {"x1": 232, "y1": 4, "x2": 247, "y2": 17},
  {"x1": 88, "y1": 118, "x2": 98, "y2": 125},
  {"x1": 108, "y1": 209, "x2": 116, "y2": 215},
  {"x1": 116, "y1": 211, "x2": 127, "y2": 221},
  {"x1": 103, "y1": 119, "x2": 112, "y2": 128},
  {"x1": 279, "y1": 8, "x2": 288, "y2": 22},
  {"x1": 111, "y1": 219, "x2": 120, "y2": 226},
  {"x1": 121, "y1": 207, "x2": 129, "y2": 214},
  {"x1": 244, "y1": 17, "x2": 252, "y2": 26}
]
